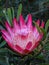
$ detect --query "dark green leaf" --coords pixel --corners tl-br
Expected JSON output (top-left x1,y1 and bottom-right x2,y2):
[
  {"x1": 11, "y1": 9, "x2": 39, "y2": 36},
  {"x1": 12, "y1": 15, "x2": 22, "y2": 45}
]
[
  {"x1": 0, "y1": 48, "x2": 7, "y2": 53},
  {"x1": 40, "y1": 28, "x2": 46, "y2": 40},
  {"x1": 44, "y1": 42, "x2": 49, "y2": 50},
  {"x1": 0, "y1": 56, "x2": 9, "y2": 65},
  {"x1": 0, "y1": 9, "x2": 3, "y2": 16},
  {"x1": 0, "y1": 48, "x2": 8, "y2": 56},
  {"x1": 3, "y1": 8, "x2": 12, "y2": 26},
  {"x1": 33, "y1": 21, "x2": 42, "y2": 33},
  {"x1": 17, "y1": 4, "x2": 22, "y2": 20},
  {"x1": 33, "y1": 21, "x2": 46, "y2": 40},
  {"x1": 3, "y1": 9, "x2": 9, "y2": 23},
  {"x1": 0, "y1": 36, "x2": 2, "y2": 40},
  {"x1": 45, "y1": 20, "x2": 49, "y2": 32},
  {"x1": 7, "y1": 8, "x2": 12, "y2": 26},
  {"x1": 0, "y1": 41, "x2": 6, "y2": 48},
  {"x1": 39, "y1": 63, "x2": 49, "y2": 65},
  {"x1": 11, "y1": 7, "x2": 14, "y2": 19},
  {"x1": 36, "y1": 53, "x2": 44, "y2": 59},
  {"x1": 7, "y1": 48, "x2": 18, "y2": 55}
]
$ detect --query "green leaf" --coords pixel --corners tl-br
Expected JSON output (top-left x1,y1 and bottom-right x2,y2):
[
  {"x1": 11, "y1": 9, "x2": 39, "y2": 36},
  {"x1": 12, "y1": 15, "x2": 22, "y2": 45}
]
[
  {"x1": 36, "y1": 53, "x2": 44, "y2": 59},
  {"x1": 0, "y1": 56, "x2": 9, "y2": 65},
  {"x1": 44, "y1": 42, "x2": 49, "y2": 50},
  {"x1": 0, "y1": 9, "x2": 3, "y2": 16},
  {"x1": 11, "y1": 7, "x2": 14, "y2": 19},
  {"x1": 3, "y1": 9, "x2": 10, "y2": 23},
  {"x1": 11, "y1": 63, "x2": 14, "y2": 65},
  {"x1": 40, "y1": 28, "x2": 46, "y2": 40},
  {"x1": 3, "y1": 8, "x2": 12, "y2": 26},
  {"x1": 0, "y1": 48, "x2": 17, "y2": 56},
  {"x1": 45, "y1": 20, "x2": 49, "y2": 32},
  {"x1": 0, "y1": 36, "x2": 2, "y2": 40},
  {"x1": 7, "y1": 48, "x2": 18, "y2": 55},
  {"x1": 0, "y1": 48, "x2": 8, "y2": 56},
  {"x1": 7, "y1": 8, "x2": 12, "y2": 26},
  {"x1": 17, "y1": 4, "x2": 22, "y2": 20},
  {"x1": 39, "y1": 63, "x2": 49, "y2": 65},
  {"x1": 33, "y1": 21, "x2": 42, "y2": 33},
  {"x1": 33, "y1": 21, "x2": 47, "y2": 39},
  {"x1": 33, "y1": 21, "x2": 47, "y2": 40},
  {"x1": 0, "y1": 41, "x2": 6, "y2": 48},
  {"x1": 0, "y1": 48, "x2": 7, "y2": 53}
]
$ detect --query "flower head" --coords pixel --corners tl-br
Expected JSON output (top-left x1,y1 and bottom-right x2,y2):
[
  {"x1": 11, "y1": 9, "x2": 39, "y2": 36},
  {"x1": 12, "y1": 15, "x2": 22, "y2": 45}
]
[{"x1": 1, "y1": 14, "x2": 44, "y2": 55}]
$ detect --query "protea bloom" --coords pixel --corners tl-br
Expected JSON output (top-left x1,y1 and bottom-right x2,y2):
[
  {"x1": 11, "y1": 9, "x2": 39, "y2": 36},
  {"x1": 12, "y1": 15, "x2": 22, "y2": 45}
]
[{"x1": 1, "y1": 14, "x2": 44, "y2": 55}]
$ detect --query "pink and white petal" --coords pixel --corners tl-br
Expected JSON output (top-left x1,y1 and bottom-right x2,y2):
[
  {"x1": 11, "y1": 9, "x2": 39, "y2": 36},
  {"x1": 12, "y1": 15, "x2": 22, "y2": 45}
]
[
  {"x1": 36, "y1": 19, "x2": 40, "y2": 26},
  {"x1": 23, "y1": 42, "x2": 32, "y2": 54},
  {"x1": 7, "y1": 42, "x2": 26, "y2": 55},
  {"x1": 2, "y1": 35, "x2": 24, "y2": 55},
  {"x1": 7, "y1": 42, "x2": 24, "y2": 55},
  {"x1": 4, "y1": 39, "x2": 23, "y2": 54},
  {"x1": 2, "y1": 34, "x2": 12, "y2": 44},
  {"x1": 27, "y1": 14, "x2": 32, "y2": 28},
  {"x1": 13, "y1": 18, "x2": 17, "y2": 28},
  {"x1": 13, "y1": 18, "x2": 20, "y2": 30},
  {"x1": 25, "y1": 15, "x2": 28, "y2": 23},
  {"x1": 5, "y1": 22, "x2": 13, "y2": 35},
  {"x1": 31, "y1": 42, "x2": 39, "y2": 51},
  {"x1": 19, "y1": 15, "x2": 26, "y2": 28},
  {"x1": 24, "y1": 49, "x2": 30, "y2": 54},
  {"x1": 33, "y1": 27, "x2": 39, "y2": 39},
  {"x1": 25, "y1": 42, "x2": 32, "y2": 50},
  {"x1": 40, "y1": 21, "x2": 45, "y2": 28},
  {"x1": 36, "y1": 34, "x2": 43, "y2": 42},
  {"x1": 1, "y1": 30, "x2": 12, "y2": 42},
  {"x1": 30, "y1": 40, "x2": 40, "y2": 51},
  {"x1": 14, "y1": 45, "x2": 24, "y2": 55},
  {"x1": 31, "y1": 34, "x2": 43, "y2": 51}
]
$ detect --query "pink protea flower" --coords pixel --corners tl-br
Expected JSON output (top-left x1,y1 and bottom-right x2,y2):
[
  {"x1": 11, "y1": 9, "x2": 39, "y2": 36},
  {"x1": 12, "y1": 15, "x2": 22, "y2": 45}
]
[{"x1": 1, "y1": 14, "x2": 44, "y2": 55}]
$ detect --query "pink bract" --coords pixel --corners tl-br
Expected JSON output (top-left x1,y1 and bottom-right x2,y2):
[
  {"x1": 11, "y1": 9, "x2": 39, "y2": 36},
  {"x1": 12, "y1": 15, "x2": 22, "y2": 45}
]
[{"x1": 1, "y1": 14, "x2": 44, "y2": 55}]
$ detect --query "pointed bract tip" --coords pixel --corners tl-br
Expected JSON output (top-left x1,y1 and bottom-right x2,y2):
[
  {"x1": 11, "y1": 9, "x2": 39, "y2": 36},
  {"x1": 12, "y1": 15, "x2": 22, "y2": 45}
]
[
  {"x1": 5, "y1": 21, "x2": 10, "y2": 27},
  {"x1": 1, "y1": 30, "x2": 5, "y2": 33},
  {"x1": 13, "y1": 17, "x2": 17, "y2": 25},
  {"x1": 19, "y1": 14, "x2": 24, "y2": 21},
  {"x1": 27, "y1": 14, "x2": 32, "y2": 19},
  {"x1": 27, "y1": 14, "x2": 32, "y2": 25},
  {"x1": 13, "y1": 18, "x2": 17, "y2": 21},
  {"x1": 19, "y1": 14, "x2": 26, "y2": 27},
  {"x1": 36, "y1": 19, "x2": 40, "y2": 26},
  {"x1": 41, "y1": 21, "x2": 45, "y2": 28}
]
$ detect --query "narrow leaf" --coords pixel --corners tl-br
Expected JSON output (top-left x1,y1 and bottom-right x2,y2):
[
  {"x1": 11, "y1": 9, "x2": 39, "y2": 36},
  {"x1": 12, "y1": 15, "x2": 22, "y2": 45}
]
[
  {"x1": 0, "y1": 56, "x2": 9, "y2": 65},
  {"x1": 7, "y1": 8, "x2": 12, "y2": 26},
  {"x1": 45, "y1": 20, "x2": 49, "y2": 32},
  {"x1": 17, "y1": 4, "x2": 22, "y2": 20},
  {"x1": 3, "y1": 8, "x2": 12, "y2": 26},
  {"x1": 0, "y1": 48, "x2": 7, "y2": 53},
  {"x1": 40, "y1": 28, "x2": 46, "y2": 40},
  {"x1": 0, "y1": 36, "x2": 2, "y2": 40},
  {"x1": 33, "y1": 21, "x2": 46, "y2": 40},
  {"x1": 0, "y1": 48, "x2": 8, "y2": 56},
  {"x1": 11, "y1": 7, "x2": 14, "y2": 19},
  {"x1": 33, "y1": 21, "x2": 42, "y2": 33},
  {"x1": 3, "y1": 9, "x2": 10, "y2": 23},
  {"x1": 0, "y1": 41, "x2": 6, "y2": 48}
]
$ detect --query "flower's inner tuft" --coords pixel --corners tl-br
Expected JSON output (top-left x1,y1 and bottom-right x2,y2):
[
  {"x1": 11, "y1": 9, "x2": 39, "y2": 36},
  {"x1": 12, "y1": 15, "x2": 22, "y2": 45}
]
[{"x1": 12, "y1": 30, "x2": 36, "y2": 50}]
